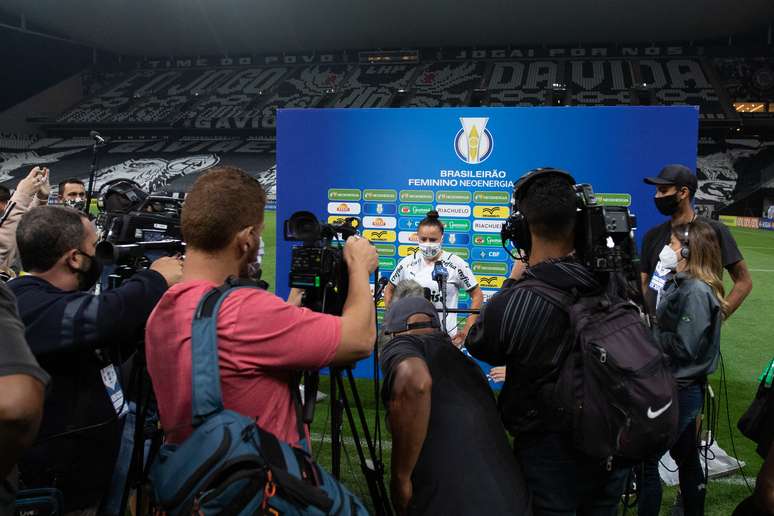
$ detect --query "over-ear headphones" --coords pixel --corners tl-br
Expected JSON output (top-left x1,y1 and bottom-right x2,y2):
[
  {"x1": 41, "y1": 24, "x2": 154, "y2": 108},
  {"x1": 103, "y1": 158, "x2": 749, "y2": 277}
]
[
  {"x1": 680, "y1": 225, "x2": 690, "y2": 260},
  {"x1": 501, "y1": 167, "x2": 577, "y2": 258}
]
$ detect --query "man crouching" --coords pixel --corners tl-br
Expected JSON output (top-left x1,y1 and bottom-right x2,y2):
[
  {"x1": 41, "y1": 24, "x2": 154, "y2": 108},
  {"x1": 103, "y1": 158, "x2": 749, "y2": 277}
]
[{"x1": 380, "y1": 291, "x2": 531, "y2": 516}]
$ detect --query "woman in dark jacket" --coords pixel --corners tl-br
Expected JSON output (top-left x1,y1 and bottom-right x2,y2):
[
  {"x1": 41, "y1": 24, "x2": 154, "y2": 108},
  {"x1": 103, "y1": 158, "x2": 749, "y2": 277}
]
[{"x1": 639, "y1": 219, "x2": 727, "y2": 516}]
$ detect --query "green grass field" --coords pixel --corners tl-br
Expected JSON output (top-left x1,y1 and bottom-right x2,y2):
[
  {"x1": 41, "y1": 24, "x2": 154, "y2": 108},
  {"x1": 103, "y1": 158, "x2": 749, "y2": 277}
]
[{"x1": 262, "y1": 211, "x2": 774, "y2": 514}]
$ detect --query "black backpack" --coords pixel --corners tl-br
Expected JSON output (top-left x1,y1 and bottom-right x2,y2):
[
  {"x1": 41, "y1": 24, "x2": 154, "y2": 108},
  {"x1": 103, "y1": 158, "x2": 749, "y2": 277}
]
[{"x1": 519, "y1": 279, "x2": 679, "y2": 464}]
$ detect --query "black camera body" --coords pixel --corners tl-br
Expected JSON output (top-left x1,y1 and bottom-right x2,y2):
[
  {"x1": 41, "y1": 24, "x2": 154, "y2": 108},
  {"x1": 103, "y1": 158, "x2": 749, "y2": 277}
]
[
  {"x1": 97, "y1": 193, "x2": 185, "y2": 288},
  {"x1": 501, "y1": 169, "x2": 639, "y2": 279},
  {"x1": 573, "y1": 184, "x2": 639, "y2": 277},
  {"x1": 284, "y1": 211, "x2": 358, "y2": 315}
]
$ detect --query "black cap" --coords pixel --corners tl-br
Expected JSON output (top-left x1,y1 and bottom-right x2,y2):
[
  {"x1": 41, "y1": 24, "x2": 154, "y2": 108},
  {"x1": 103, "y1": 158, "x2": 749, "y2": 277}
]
[
  {"x1": 383, "y1": 297, "x2": 441, "y2": 334},
  {"x1": 643, "y1": 164, "x2": 698, "y2": 193}
]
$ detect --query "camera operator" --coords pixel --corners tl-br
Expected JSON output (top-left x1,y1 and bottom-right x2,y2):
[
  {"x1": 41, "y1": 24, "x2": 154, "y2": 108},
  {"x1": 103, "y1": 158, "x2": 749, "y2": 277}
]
[
  {"x1": 9, "y1": 205, "x2": 182, "y2": 513},
  {"x1": 0, "y1": 283, "x2": 48, "y2": 516},
  {"x1": 380, "y1": 290, "x2": 531, "y2": 516},
  {"x1": 465, "y1": 171, "x2": 628, "y2": 515},
  {"x1": 641, "y1": 164, "x2": 751, "y2": 318},
  {"x1": 0, "y1": 167, "x2": 50, "y2": 273},
  {"x1": 57, "y1": 178, "x2": 86, "y2": 211},
  {"x1": 145, "y1": 166, "x2": 378, "y2": 447}
]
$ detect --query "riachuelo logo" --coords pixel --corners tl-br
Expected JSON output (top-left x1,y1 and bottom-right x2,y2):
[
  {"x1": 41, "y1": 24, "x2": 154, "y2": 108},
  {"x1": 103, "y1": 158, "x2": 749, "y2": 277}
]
[{"x1": 455, "y1": 117, "x2": 493, "y2": 165}]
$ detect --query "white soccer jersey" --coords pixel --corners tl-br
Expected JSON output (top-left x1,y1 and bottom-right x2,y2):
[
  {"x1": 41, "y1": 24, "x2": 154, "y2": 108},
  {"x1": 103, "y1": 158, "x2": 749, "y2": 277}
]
[{"x1": 389, "y1": 251, "x2": 478, "y2": 335}]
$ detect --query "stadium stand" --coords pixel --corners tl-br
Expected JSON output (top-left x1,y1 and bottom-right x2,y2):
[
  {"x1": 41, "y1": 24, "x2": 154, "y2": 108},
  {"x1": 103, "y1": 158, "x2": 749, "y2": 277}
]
[{"x1": 3, "y1": 43, "x2": 774, "y2": 217}]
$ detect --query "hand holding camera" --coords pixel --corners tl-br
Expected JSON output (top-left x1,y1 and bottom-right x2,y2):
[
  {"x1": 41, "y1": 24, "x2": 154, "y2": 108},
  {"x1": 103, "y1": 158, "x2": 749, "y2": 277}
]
[
  {"x1": 344, "y1": 235, "x2": 378, "y2": 275},
  {"x1": 150, "y1": 256, "x2": 183, "y2": 287}
]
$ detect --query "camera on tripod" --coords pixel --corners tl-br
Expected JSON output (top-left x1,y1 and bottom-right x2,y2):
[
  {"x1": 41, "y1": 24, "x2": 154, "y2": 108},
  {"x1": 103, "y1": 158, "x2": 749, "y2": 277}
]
[
  {"x1": 284, "y1": 211, "x2": 359, "y2": 315},
  {"x1": 501, "y1": 180, "x2": 639, "y2": 280},
  {"x1": 96, "y1": 181, "x2": 185, "y2": 288}
]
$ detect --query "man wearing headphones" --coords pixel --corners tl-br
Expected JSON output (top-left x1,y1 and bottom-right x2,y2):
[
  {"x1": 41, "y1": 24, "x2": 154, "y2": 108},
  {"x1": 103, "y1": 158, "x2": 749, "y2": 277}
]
[
  {"x1": 466, "y1": 169, "x2": 628, "y2": 515},
  {"x1": 641, "y1": 164, "x2": 751, "y2": 318}
]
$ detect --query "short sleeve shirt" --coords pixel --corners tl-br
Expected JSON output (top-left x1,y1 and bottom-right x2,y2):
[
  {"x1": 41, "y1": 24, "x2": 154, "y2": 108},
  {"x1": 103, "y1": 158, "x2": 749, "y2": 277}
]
[
  {"x1": 640, "y1": 217, "x2": 743, "y2": 315},
  {"x1": 388, "y1": 251, "x2": 478, "y2": 334},
  {"x1": 146, "y1": 281, "x2": 341, "y2": 445}
]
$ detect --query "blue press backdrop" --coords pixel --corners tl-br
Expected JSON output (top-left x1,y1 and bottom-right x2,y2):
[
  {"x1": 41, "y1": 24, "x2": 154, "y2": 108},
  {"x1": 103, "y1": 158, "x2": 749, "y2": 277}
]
[{"x1": 276, "y1": 106, "x2": 699, "y2": 379}]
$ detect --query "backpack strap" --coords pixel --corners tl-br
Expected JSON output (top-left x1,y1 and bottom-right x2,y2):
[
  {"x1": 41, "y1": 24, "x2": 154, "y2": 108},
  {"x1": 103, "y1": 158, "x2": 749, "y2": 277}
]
[
  {"x1": 191, "y1": 277, "x2": 260, "y2": 427},
  {"x1": 514, "y1": 278, "x2": 578, "y2": 311}
]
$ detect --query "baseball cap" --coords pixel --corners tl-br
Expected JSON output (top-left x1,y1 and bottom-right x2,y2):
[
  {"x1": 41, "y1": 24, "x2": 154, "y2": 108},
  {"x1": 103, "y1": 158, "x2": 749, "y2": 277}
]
[
  {"x1": 383, "y1": 296, "x2": 441, "y2": 334},
  {"x1": 643, "y1": 164, "x2": 698, "y2": 193}
]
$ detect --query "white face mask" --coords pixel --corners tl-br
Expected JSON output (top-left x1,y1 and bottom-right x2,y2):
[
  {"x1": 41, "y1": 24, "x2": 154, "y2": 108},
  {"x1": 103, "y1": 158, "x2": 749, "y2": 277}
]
[
  {"x1": 418, "y1": 242, "x2": 442, "y2": 260},
  {"x1": 658, "y1": 245, "x2": 679, "y2": 271}
]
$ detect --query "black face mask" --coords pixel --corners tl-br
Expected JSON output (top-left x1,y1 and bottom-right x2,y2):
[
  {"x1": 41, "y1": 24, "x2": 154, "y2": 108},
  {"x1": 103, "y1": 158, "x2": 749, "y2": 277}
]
[
  {"x1": 654, "y1": 193, "x2": 681, "y2": 216},
  {"x1": 75, "y1": 251, "x2": 103, "y2": 291}
]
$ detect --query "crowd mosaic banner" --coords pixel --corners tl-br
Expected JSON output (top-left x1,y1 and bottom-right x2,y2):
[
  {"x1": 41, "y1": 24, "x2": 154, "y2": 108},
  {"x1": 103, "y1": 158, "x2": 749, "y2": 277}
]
[{"x1": 276, "y1": 106, "x2": 699, "y2": 379}]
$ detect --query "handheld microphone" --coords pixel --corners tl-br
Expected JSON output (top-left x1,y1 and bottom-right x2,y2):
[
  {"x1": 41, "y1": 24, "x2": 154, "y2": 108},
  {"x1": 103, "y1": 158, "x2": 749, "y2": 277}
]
[
  {"x1": 90, "y1": 130, "x2": 106, "y2": 145},
  {"x1": 431, "y1": 261, "x2": 449, "y2": 284},
  {"x1": 373, "y1": 277, "x2": 389, "y2": 301},
  {"x1": 432, "y1": 261, "x2": 450, "y2": 334}
]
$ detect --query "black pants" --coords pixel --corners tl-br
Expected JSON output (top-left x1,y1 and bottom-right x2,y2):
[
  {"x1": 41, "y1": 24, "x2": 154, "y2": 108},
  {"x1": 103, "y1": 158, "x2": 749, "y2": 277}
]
[{"x1": 639, "y1": 383, "x2": 706, "y2": 516}]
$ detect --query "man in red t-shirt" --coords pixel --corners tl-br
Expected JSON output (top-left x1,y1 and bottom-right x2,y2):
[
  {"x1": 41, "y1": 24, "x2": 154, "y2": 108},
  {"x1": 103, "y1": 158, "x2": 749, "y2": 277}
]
[{"x1": 146, "y1": 166, "x2": 378, "y2": 445}]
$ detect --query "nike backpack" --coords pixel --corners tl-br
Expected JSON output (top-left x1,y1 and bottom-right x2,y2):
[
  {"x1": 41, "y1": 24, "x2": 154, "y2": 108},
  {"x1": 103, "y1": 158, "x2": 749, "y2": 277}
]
[
  {"x1": 149, "y1": 281, "x2": 369, "y2": 515},
  {"x1": 520, "y1": 279, "x2": 679, "y2": 464}
]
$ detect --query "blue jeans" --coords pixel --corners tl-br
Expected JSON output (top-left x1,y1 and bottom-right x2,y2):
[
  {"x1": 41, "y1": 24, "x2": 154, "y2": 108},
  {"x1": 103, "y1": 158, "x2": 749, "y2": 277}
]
[
  {"x1": 516, "y1": 433, "x2": 629, "y2": 516},
  {"x1": 638, "y1": 383, "x2": 705, "y2": 516}
]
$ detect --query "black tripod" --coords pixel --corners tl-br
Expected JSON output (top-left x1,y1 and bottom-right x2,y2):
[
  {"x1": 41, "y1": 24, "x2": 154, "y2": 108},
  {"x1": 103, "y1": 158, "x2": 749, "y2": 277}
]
[
  {"x1": 117, "y1": 349, "x2": 163, "y2": 516},
  {"x1": 303, "y1": 273, "x2": 392, "y2": 515}
]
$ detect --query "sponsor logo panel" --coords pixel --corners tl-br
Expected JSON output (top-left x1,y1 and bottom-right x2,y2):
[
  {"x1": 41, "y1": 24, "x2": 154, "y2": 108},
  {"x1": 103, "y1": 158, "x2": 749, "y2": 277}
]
[
  {"x1": 440, "y1": 219, "x2": 471, "y2": 231},
  {"x1": 378, "y1": 257, "x2": 396, "y2": 269},
  {"x1": 473, "y1": 219, "x2": 504, "y2": 233},
  {"x1": 374, "y1": 244, "x2": 396, "y2": 256},
  {"x1": 474, "y1": 191, "x2": 511, "y2": 203},
  {"x1": 362, "y1": 216, "x2": 397, "y2": 229},
  {"x1": 472, "y1": 261, "x2": 508, "y2": 275},
  {"x1": 327, "y1": 202, "x2": 361, "y2": 215},
  {"x1": 399, "y1": 203, "x2": 435, "y2": 216},
  {"x1": 399, "y1": 190, "x2": 434, "y2": 202},
  {"x1": 399, "y1": 245, "x2": 420, "y2": 257},
  {"x1": 443, "y1": 233, "x2": 470, "y2": 245},
  {"x1": 398, "y1": 231, "x2": 419, "y2": 244},
  {"x1": 363, "y1": 230, "x2": 396, "y2": 242},
  {"x1": 445, "y1": 247, "x2": 470, "y2": 260},
  {"x1": 363, "y1": 203, "x2": 397, "y2": 216},
  {"x1": 473, "y1": 205, "x2": 509, "y2": 219},
  {"x1": 436, "y1": 204, "x2": 472, "y2": 217},
  {"x1": 472, "y1": 234, "x2": 502, "y2": 246},
  {"x1": 328, "y1": 188, "x2": 361, "y2": 201},
  {"x1": 476, "y1": 275, "x2": 506, "y2": 289},
  {"x1": 363, "y1": 189, "x2": 398, "y2": 202},
  {"x1": 471, "y1": 247, "x2": 508, "y2": 261},
  {"x1": 436, "y1": 190, "x2": 472, "y2": 203}
]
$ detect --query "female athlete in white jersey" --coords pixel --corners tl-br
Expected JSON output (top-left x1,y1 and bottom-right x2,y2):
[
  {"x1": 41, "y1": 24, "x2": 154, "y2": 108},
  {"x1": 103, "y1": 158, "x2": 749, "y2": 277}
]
[{"x1": 383, "y1": 210, "x2": 483, "y2": 347}]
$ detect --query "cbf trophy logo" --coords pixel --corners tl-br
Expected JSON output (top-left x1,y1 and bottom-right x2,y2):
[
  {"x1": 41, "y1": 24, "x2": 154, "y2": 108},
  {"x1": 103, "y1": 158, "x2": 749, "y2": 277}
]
[{"x1": 454, "y1": 117, "x2": 493, "y2": 164}]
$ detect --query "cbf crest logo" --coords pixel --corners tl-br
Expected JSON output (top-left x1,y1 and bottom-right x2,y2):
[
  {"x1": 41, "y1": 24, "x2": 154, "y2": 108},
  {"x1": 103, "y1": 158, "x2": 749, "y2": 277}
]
[{"x1": 454, "y1": 117, "x2": 493, "y2": 165}]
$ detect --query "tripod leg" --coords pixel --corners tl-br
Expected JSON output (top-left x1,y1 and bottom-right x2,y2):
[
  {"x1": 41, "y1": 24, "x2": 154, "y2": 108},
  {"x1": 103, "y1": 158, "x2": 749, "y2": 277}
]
[
  {"x1": 337, "y1": 371, "x2": 393, "y2": 516},
  {"x1": 330, "y1": 368, "x2": 342, "y2": 479}
]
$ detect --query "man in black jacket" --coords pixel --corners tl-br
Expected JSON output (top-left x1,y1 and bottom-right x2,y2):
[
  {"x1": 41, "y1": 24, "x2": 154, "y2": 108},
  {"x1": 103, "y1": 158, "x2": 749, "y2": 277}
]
[
  {"x1": 9, "y1": 205, "x2": 181, "y2": 513},
  {"x1": 466, "y1": 170, "x2": 628, "y2": 516}
]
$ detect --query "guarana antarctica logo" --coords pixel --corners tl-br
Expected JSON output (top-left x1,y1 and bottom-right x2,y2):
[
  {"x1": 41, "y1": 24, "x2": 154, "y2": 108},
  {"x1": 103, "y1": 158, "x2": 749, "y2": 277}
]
[{"x1": 454, "y1": 117, "x2": 493, "y2": 165}]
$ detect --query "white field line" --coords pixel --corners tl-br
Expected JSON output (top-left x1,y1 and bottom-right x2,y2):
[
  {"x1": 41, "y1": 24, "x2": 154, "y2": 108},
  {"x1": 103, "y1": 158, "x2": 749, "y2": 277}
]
[{"x1": 310, "y1": 432, "x2": 392, "y2": 451}]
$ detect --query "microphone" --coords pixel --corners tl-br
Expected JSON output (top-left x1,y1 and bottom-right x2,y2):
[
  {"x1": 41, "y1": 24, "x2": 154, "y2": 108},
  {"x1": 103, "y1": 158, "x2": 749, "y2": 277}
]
[
  {"x1": 431, "y1": 261, "x2": 449, "y2": 284},
  {"x1": 90, "y1": 130, "x2": 106, "y2": 145},
  {"x1": 373, "y1": 277, "x2": 389, "y2": 301}
]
